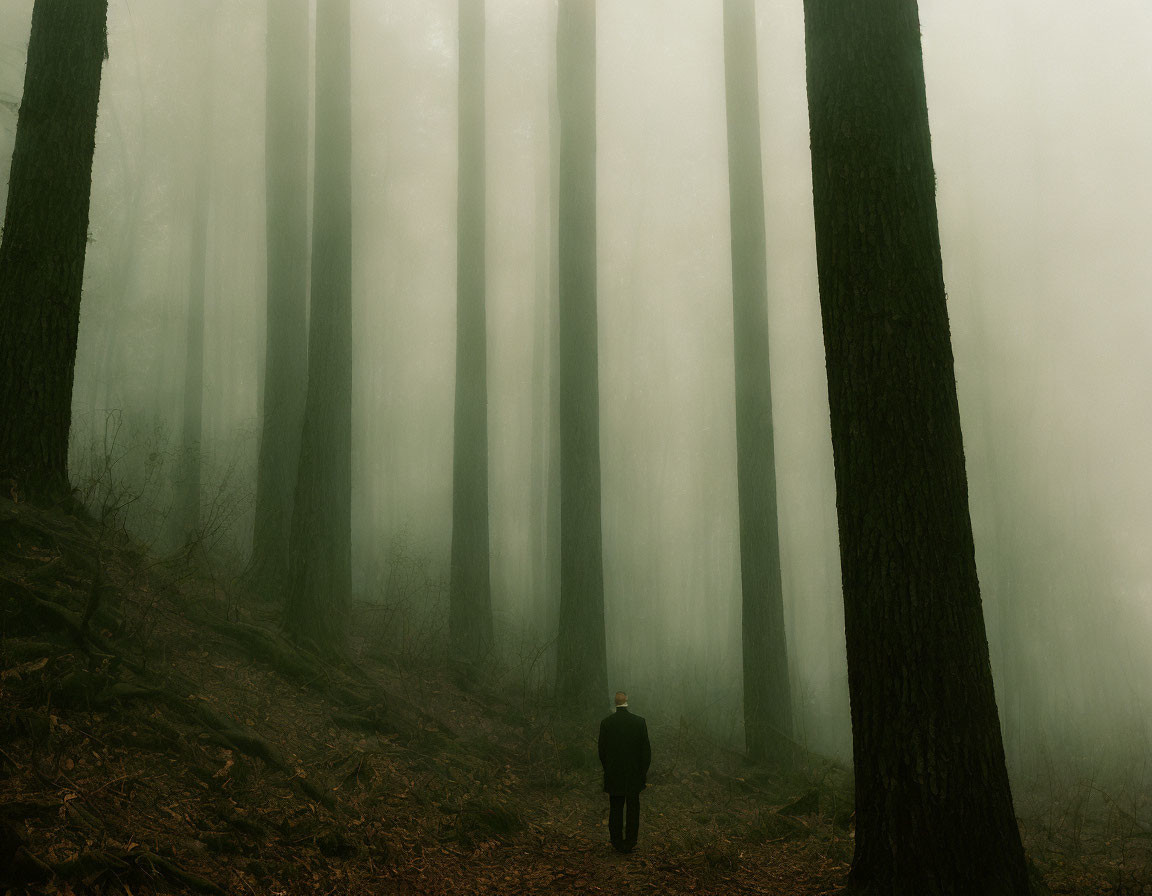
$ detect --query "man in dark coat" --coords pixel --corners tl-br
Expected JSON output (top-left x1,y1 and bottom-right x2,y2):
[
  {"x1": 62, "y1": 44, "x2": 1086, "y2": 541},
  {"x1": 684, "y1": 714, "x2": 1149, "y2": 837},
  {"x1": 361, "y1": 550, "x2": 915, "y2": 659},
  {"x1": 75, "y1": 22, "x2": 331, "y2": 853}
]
[{"x1": 598, "y1": 691, "x2": 652, "y2": 853}]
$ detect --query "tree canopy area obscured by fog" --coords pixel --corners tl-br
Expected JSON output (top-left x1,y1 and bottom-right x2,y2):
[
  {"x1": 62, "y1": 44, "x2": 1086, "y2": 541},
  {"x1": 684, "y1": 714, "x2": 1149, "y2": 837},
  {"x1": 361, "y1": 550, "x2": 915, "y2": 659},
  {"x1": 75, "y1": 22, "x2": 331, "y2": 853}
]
[
  {"x1": 2, "y1": 0, "x2": 1151, "y2": 841},
  {"x1": 3, "y1": 0, "x2": 1151, "y2": 767}
]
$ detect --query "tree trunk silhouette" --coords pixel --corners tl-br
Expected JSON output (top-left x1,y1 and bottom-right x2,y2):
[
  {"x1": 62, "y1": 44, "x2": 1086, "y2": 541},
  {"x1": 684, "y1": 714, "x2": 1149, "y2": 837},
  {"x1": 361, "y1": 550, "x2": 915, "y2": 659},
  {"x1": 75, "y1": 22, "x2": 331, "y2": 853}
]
[
  {"x1": 529, "y1": 15, "x2": 561, "y2": 650},
  {"x1": 722, "y1": 0, "x2": 794, "y2": 763},
  {"x1": 529, "y1": 146, "x2": 551, "y2": 637},
  {"x1": 0, "y1": 0, "x2": 108, "y2": 499},
  {"x1": 554, "y1": 0, "x2": 608, "y2": 716},
  {"x1": 250, "y1": 0, "x2": 310, "y2": 594},
  {"x1": 448, "y1": 0, "x2": 493, "y2": 668},
  {"x1": 173, "y1": 57, "x2": 213, "y2": 548},
  {"x1": 803, "y1": 0, "x2": 1032, "y2": 892},
  {"x1": 285, "y1": 0, "x2": 353, "y2": 651}
]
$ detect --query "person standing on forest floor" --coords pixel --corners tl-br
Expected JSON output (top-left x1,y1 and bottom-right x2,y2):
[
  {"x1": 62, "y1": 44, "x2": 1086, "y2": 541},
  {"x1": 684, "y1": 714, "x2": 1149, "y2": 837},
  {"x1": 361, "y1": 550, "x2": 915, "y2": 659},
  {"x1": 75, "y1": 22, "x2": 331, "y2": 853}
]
[{"x1": 598, "y1": 691, "x2": 652, "y2": 854}]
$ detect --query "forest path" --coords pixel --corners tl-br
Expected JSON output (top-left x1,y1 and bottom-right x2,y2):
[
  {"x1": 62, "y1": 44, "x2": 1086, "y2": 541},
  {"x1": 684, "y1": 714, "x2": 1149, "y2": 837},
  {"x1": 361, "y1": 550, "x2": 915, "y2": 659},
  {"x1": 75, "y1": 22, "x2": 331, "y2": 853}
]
[{"x1": 362, "y1": 739, "x2": 853, "y2": 896}]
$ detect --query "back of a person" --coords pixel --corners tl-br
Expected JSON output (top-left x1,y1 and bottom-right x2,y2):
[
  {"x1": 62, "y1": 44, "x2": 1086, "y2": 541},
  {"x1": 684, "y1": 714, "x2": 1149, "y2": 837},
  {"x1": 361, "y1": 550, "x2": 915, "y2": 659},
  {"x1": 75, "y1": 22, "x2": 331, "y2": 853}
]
[
  {"x1": 599, "y1": 708, "x2": 647, "y2": 795},
  {"x1": 597, "y1": 692, "x2": 652, "y2": 853}
]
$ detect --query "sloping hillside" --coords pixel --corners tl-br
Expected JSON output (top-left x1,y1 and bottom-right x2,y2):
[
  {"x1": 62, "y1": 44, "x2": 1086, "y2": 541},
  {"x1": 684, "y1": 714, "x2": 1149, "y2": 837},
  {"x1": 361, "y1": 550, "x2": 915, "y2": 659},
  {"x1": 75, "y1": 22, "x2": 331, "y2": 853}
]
[
  {"x1": 0, "y1": 496, "x2": 852, "y2": 895},
  {"x1": 0, "y1": 497, "x2": 1146, "y2": 895}
]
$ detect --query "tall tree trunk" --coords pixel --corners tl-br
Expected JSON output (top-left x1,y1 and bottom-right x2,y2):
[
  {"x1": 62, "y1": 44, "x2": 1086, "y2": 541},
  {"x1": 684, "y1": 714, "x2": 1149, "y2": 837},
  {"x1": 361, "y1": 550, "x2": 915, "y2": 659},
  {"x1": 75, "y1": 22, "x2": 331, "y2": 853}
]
[
  {"x1": 529, "y1": 15, "x2": 561, "y2": 650},
  {"x1": 172, "y1": 132, "x2": 210, "y2": 546},
  {"x1": 173, "y1": 29, "x2": 215, "y2": 547},
  {"x1": 250, "y1": 0, "x2": 310, "y2": 594},
  {"x1": 722, "y1": 0, "x2": 794, "y2": 763},
  {"x1": 82, "y1": 104, "x2": 141, "y2": 421},
  {"x1": 554, "y1": 0, "x2": 607, "y2": 716},
  {"x1": 448, "y1": 0, "x2": 493, "y2": 667},
  {"x1": 285, "y1": 0, "x2": 353, "y2": 650},
  {"x1": 803, "y1": 1, "x2": 1032, "y2": 892},
  {"x1": 545, "y1": 39, "x2": 562, "y2": 657},
  {"x1": 0, "y1": 0, "x2": 108, "y2": 499},
  {"x1": 528, "y1": 138, "x2": 550, "y2": 634}
]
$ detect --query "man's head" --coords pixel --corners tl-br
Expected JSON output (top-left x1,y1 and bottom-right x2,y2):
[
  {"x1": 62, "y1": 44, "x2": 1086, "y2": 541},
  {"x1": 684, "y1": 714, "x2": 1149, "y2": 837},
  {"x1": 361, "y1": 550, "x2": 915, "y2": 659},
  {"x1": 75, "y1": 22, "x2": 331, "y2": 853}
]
[{"x1": 614, "y1": 691, "x2": 628, "y2": 708}]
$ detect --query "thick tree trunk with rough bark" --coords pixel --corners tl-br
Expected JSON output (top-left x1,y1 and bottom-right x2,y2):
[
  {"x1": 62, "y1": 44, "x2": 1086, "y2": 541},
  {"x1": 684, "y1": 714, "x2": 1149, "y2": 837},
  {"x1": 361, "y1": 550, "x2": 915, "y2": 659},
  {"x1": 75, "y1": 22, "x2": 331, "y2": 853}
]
[
  {"x1": 285, "y1": 0, "x2": 353, "y2": 650},
  {"x1": 554, "y1": 0, "x2": 607, "y2": 717},
  {"x1": 448, "y1": 0, "x2": 493, "y2": 667},
  {"x1": 803, "y1": 1, "x2": 1032, "y2": 893},
  {"x1": 0, "y1": 0, "x2": 108, "y2": 499},
  {"x1": 249, "y1": 0, "x2": 310, "y2": 595},
  {"x1": 722, "y1": 0, "x2": 794, "y2": 763}
]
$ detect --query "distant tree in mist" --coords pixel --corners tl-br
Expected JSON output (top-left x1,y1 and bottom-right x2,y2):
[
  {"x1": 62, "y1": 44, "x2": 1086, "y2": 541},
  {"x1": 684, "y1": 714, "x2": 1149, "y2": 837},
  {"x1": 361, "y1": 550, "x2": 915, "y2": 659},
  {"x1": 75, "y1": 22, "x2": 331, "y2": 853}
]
[
  {"x1": 172, "y1": 150, "x2": 208, "y2": 546},
  {"x1": 554, "y1": 0, "x2": 608, "y2": 715},
  {"x1": 722, "y1": 0, "x2": 794, "y2": 763},
  {"x1": 79, "y1": 98, "x2": 146, "y2": 419},
  {"x1": 528, "y1": 19, "x2": 561, "y2": 647},
  {"x1": 249, "y1": 0, "x2": 310, "y2": 593},
  {"x1": 172, "y1": 15, "x2": 216, "y2": 547},
  {"x1": 803, "y1": 0, "x2": 1032, "y2": 892},
  {"x1": 0, "y1": 0, "x2": 108, "y2": 499},
  {"x1": 448, "y1": 0, "x2": 494, "y2": 668},
  {"x1": 285, "y1": 0, "x2": 352, "y2": 650}
]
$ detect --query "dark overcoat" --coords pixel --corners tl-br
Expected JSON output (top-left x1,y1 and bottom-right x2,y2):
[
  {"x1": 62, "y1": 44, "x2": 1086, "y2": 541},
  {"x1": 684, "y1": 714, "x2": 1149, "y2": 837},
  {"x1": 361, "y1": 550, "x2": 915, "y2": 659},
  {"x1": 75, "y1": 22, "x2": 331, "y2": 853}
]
[{"x1": 598, "y1": 707, "x2": 652, "y2": 795}]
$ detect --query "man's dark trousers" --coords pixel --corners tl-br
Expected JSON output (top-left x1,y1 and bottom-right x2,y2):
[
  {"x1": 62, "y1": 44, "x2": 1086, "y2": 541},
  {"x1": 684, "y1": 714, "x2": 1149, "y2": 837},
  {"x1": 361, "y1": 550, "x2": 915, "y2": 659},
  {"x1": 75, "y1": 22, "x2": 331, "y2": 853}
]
[
  {"x1": 598, "y1": 707, "x2": 651, "y2": 853},
  {"x1": 608, "y1": 793, "x2": 640, "y2": 851}
]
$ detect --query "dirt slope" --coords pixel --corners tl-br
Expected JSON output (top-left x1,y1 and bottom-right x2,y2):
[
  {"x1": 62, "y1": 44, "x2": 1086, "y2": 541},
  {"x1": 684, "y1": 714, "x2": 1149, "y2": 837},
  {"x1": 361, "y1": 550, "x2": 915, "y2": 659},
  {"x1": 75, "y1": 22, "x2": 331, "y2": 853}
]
[{"x1": 0, "y1": 496, "x2": 1146, "y2": 895}]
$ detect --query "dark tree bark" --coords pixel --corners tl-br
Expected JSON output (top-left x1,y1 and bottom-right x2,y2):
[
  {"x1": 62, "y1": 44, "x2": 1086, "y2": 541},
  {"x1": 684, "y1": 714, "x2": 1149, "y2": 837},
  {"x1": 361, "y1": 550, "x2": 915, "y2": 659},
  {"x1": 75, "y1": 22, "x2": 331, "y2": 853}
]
[
  {"x1": 284, "y1": 0, "x2": 352, "y2": 650},
  {"x1": 554, "y1": 0, "x2": 608, "y2": 716},
  {"x1": 448, "y1": 0, "x2": 493, "y2": 666},
  {"x1": 249, "y1": 0, "x2": 310, "y2": 593},
  {"x1": 722, "y1": 0, "x2": 794, "y2": 763},
  {"x1": 0, "y1": 0, "x2": 108, "y2": 499},
  {"x1": 803, "y1": 1, "x2": 1032, "y2": 893}
]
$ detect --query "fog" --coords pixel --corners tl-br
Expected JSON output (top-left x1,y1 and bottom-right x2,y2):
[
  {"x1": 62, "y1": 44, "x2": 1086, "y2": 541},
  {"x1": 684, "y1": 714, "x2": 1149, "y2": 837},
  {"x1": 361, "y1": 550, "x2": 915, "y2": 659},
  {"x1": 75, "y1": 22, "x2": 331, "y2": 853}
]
[{"x1": 3, "y1": 0, "x2": 1151, "y2": 775}]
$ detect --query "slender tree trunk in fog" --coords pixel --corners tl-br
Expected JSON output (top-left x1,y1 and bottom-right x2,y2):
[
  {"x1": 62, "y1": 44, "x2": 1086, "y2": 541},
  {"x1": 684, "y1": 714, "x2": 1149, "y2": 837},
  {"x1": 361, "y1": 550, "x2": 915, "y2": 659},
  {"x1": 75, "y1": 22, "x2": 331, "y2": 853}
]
[
  {"x1": 172, "y1": 127, "x2": 210, "y2": 546},
  {"x1": 803, "y1": 1, "x2": 1031, "y2": 893},
  {"x1": 554, "y1": 0, "x2": 608, "y2": 716},
  {"x1": 722, "y1": 0, "x2": 794, "y2": 763},
  {"x1": 449, "y1": 0, "x2": 494, "y2": 668},
  {"x1": 529, "y1": 153, "x2": 550, "y2": 633},
  {"x1": 529, "y1": 19, "x2": 561, "y2": 651},
  {"x1": 173, "y1": 28, "x2": 216, "y2": 546},
  {"x1": 0, "y1": 0, "x2": 108, "y2": 499},
  {"x1": 285, "y1": 0, "x2": 353, "y2": 650},
  {"x1": 250, "y1": 0, "x2": 310, "y2": 594},
  {"x1": 544, "y1": 127, "x2": 562, "y2": 647},
  {"x1": 83, "y1": 106, "x2": 141, "y2": 419}
]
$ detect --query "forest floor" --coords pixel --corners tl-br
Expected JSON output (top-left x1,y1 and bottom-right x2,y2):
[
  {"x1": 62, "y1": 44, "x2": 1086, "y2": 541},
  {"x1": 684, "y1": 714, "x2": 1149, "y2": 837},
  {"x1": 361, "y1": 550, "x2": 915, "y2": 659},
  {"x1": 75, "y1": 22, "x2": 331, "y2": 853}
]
[{"x1": 1, "y1": 495, "x2": 1149, "y2": 895}]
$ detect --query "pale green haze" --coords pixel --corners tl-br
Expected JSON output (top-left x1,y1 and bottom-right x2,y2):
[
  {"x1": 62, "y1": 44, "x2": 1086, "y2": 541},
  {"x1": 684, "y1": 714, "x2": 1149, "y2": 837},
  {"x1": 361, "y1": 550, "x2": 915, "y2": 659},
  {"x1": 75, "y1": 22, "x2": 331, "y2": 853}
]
[{"x1": 2, "y1": 0, "x2": 1150, "y2": 780}]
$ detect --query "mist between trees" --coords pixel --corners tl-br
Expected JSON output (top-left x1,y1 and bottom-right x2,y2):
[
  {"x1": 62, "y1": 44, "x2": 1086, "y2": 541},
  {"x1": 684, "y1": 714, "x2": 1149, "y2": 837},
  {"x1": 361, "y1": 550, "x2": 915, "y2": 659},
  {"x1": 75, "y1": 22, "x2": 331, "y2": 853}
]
[{"x1": 2, "y1": 0, "x2": 1151, "y2": 785}]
